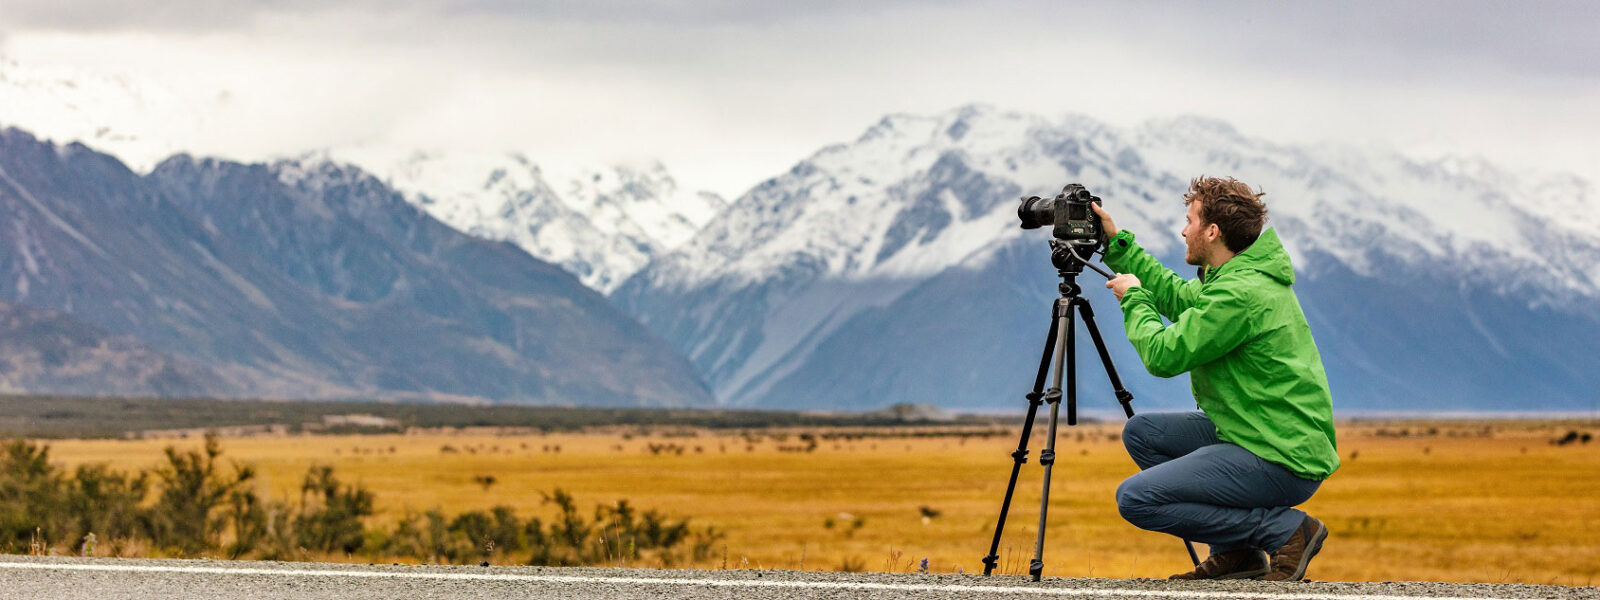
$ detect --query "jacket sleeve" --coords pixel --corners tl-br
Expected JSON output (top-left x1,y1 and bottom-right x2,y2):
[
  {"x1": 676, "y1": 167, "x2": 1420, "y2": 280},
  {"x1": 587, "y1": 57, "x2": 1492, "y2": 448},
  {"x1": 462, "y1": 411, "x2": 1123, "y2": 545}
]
[
  {"x1": 1102, "y1": 230, "x2": 1200, "y2": 321},
  {"x1": 1119, "y1": 279, "x2": 1255, "y2": 378}
]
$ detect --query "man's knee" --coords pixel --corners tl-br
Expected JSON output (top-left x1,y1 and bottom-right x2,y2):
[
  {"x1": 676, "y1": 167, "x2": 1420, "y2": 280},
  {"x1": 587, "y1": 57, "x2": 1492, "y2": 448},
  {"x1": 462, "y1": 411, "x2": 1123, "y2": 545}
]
[
  {"x1": 1115, "y1": 475, "x2": 1155, "y2": 525},
  {"x1": 1122, "y1": 413, "x2": 1156, "y2": 455}
]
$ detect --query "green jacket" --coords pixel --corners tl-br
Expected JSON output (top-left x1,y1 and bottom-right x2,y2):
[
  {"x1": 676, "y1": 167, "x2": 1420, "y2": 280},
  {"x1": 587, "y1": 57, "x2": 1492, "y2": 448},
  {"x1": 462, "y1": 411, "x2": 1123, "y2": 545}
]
[{"x1": 1104, "y1": 228, "x2": 1339, "y2": 480}]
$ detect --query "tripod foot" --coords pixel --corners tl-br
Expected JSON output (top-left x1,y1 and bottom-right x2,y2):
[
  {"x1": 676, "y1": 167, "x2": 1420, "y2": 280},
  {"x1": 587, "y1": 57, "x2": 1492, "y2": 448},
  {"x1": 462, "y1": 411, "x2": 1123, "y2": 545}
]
[
  {"x1": 1029, "y1": 559, "x2": 1044, "y2": 582},
  {"x1": 981, "y1": 554, "x2": 998, "y2": 576}
]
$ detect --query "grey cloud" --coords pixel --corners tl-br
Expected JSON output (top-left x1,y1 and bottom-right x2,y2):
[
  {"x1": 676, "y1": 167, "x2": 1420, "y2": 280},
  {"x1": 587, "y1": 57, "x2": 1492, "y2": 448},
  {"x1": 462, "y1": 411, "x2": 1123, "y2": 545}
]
[
  {"x1": 1206, "y1": 1, "x2": 1599, "y2": 82},
  {"x1": 945, "y1": 1, "x2": 1600, "y2": 86},
  {"x1": 0, "y1": 0, "x2": 314, "y2": 33},
  {"x1": 0, "y1": 0, "x2": 920, "y2": 33},
  {"x1": 389, "y1": 0, "x2": 965, "y2": 26},
  {"x1": 6, "y1": 0, "x2": 1593, "y2": 85}
]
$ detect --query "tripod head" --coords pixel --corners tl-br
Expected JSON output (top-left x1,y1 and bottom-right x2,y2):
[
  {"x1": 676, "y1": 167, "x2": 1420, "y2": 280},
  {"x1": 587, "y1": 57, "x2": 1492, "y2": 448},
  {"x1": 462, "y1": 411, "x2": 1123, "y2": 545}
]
[{"x1": 1048, "y1": 239, "x2": 1117, "y2": 281}]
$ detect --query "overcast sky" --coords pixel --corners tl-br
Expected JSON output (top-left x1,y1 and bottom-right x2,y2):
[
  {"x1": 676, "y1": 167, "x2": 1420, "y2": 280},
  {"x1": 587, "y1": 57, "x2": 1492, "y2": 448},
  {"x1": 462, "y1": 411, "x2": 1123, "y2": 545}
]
[{"x1": 2, "y1": 0, "x2": 1596, "y2": 197}]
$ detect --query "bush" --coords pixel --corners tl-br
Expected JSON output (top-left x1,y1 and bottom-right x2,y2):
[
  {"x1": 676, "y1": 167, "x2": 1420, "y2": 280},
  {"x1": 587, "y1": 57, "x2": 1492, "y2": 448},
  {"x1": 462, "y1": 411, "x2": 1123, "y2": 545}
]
[
  {"x1": 295, "y1": 465, "x2": 374, "y2": 554},
  {"x1": 67, "y1": 463, "x2": 149, "y2": 548},
  {"x1": 146, "y1": 434, "x2": 255, "y2": 555},
  {"x1": 0, "y1": 436, "x2": 717, "y2": 566},
  {"x1": 0, "y1": 440, "x2": 69, "y2": 551}
]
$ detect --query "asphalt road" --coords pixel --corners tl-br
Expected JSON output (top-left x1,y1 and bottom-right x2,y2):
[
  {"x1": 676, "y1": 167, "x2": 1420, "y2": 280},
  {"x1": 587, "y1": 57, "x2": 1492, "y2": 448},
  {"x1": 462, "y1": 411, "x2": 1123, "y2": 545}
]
[{"x1": 0, "y1": 556, "x2": 1594, "y2": 600}]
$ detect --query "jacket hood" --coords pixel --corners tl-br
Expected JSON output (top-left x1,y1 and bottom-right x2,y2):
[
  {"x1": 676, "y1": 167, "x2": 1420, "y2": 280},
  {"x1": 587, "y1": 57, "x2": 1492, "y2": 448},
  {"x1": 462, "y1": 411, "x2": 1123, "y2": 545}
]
[{"x1": 1209, "y1": 227, "x2": 1295, "y2": 285}]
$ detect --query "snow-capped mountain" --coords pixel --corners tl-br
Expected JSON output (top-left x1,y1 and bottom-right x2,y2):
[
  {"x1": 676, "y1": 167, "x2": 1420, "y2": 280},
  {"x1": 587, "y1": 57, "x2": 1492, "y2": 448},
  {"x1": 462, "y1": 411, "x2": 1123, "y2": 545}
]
[
  {"x1": 330, "y1": 149, "x2": 727, "y2": 292},
  {"x1": 614, "y1": 105, "x2": 1600, "y2": 412},
  {"x1": 1, "y1": 57, "x2": 726, "y2": 293}
]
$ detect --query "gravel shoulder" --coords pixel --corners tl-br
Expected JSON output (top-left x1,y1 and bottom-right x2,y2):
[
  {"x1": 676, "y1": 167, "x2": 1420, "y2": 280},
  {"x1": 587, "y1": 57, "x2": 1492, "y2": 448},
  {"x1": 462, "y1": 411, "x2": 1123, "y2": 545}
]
[{"x1": 0, "y1": 555, "x2": 1594, "y2": 600}]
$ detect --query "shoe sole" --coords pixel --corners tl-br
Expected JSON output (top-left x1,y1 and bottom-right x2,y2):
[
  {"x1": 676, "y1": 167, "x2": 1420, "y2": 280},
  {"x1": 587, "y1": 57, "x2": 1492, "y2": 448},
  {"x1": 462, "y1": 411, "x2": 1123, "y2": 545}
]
[
  {"x1": 1168, "y1": 569, "x2": 1267, "y2": 581},
  {"x1": 1218, "y1": 567, "x2": 1269, "y2": 580},
  {"x1": 1169, "y1": 551, "x2": 1271, "y2": 580},
  {"x1": 1285, "y1": 520, "x2": 1329, "y2": 582}
]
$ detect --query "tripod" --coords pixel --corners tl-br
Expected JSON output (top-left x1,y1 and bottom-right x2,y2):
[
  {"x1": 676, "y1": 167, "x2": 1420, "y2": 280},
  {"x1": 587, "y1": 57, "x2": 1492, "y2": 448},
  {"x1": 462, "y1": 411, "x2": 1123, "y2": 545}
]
[{"x1": 980, "y1": 241, "x2": 1200, "y2": 581}]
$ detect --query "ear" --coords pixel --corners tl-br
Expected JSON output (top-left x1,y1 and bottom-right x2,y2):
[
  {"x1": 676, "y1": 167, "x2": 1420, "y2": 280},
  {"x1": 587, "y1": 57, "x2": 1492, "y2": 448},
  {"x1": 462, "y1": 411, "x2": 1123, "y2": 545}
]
[{"x1": 1206, "y1": 223, "x2": 1222, "y2": 243}]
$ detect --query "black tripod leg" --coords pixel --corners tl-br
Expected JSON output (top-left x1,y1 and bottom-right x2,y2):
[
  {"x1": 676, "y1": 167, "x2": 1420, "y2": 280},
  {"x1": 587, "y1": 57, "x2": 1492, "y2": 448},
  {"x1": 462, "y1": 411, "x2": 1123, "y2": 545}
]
[
  {"x1": 1076, "y1": 299, "x2": 1135, "y2": 418},
  {"x1": 1066, "y1": 302, "x2": 1078, "y2": 427},
  {"x1": 1029, "y1": 301, "x2": 1073, "y2": 582},
  {"x1": 981, "y1": 301, "x2": 1062, "y2": 576},
  {"x1": 1077, "y1": 299, "x2": 1201, "y2": 567}
]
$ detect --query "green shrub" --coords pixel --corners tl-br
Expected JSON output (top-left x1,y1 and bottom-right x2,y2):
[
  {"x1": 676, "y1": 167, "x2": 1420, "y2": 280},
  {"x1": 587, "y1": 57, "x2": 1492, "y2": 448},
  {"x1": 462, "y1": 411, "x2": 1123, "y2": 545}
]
[
  {"x1": 0, "y1": 440, "x2": 69, "y2": 551},
  {"x1": 146, "y1": 434, "x2": 254, "y2": 555},
  {"x1": 294, "y1": 465, "x2": 374, "y2": 554},
  {"x1": 0, "y1": 436, "x2": 716, "y2": 566}
]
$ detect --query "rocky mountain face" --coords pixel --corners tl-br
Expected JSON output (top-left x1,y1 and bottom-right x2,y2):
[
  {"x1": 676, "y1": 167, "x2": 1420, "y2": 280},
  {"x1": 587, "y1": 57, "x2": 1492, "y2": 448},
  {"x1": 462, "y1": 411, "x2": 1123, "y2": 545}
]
[
  {"x1": 613, "y1": 105, "x2": 1600, "y2": 413},
  {"x1": 0, "y1": 301, "x2": 227, "y2": 397},
  {"x1": 0, "y1": 127, "x2": 710, "y2": 406}
]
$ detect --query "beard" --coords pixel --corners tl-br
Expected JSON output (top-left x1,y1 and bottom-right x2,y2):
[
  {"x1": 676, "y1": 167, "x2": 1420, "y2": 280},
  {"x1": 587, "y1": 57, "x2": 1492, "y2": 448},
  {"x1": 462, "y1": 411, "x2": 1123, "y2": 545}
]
[{"x1": 1184, "y1": 244, "x2": 1204, "y2": 266}]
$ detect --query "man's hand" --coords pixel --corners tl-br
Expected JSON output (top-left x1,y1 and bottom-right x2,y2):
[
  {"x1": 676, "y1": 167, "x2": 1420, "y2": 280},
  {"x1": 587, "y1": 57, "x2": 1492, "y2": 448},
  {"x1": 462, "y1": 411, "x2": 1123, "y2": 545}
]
[
  {"x1": 1091, "y1": 203, "x2": 1119, "y2": 238},
  {"x1": 1106, "y1": 273, "x2": 1141, "y2": 300}
]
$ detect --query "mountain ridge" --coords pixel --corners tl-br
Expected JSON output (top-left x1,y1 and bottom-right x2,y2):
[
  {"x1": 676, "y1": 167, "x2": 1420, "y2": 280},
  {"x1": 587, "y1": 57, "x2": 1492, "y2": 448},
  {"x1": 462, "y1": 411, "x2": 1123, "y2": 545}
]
[
  {"x1": 614, "y1": 104, "x2": 1600, "y2": 412},
  {"x1": 6, "y1": 66, "x2": 1597, "y2": 413},
  {"x1": 0, "y1": 126, "x2": 711, "y2": 406}
]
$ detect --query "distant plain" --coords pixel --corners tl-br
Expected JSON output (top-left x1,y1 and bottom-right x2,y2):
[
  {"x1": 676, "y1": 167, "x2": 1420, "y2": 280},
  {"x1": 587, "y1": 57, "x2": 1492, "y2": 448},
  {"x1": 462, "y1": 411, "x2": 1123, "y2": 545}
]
[{"x1": 32, "y1": 417, "x2": 1600, "y2": 585}]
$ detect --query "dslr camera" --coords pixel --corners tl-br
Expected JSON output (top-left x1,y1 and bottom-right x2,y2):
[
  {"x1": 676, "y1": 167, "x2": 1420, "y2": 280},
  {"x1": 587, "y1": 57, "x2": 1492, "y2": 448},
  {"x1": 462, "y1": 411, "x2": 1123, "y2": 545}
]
[
  {"x1": 1016, "y1": 183, "x2": 1106, "y2": 249},
  {"x1": 1017, "y1": 184, "x2": 1109, "y2": 274}
]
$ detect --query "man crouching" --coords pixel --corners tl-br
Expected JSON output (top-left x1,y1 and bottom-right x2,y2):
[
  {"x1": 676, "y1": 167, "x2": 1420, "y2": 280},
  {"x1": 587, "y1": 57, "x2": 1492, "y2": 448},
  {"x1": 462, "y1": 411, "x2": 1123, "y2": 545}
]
[{"x1": 1093, "y1": 176, "x2": 1338, "y2": 582}]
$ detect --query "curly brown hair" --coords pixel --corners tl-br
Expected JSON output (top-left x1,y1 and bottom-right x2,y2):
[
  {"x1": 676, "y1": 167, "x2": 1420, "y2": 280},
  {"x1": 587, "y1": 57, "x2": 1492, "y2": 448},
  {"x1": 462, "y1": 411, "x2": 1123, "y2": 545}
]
[{"x1": 1183, "y1": 176, "x2": 1268, "y2": 253}]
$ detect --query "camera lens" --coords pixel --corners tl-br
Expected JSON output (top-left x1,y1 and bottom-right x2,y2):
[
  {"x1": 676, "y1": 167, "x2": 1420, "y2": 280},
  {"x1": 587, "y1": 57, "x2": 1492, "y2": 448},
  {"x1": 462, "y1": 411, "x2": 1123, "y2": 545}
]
[{"x1": 1017, "y1": 195, "x2": 1052, "y2": 229}]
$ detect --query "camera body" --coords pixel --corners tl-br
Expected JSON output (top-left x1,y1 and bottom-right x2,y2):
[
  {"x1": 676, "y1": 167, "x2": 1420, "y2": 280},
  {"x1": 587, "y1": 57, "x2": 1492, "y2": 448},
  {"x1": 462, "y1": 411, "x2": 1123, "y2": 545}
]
[{"x1": 1017, "y1": 184, "x2": 1105, "y2": 250}]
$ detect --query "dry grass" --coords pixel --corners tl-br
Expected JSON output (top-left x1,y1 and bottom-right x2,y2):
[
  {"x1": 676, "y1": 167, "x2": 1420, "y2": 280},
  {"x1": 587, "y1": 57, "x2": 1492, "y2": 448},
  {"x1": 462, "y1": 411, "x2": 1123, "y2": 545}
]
[{"x1": 36, "y1": 419, "x2": 1600, "y2": 585}]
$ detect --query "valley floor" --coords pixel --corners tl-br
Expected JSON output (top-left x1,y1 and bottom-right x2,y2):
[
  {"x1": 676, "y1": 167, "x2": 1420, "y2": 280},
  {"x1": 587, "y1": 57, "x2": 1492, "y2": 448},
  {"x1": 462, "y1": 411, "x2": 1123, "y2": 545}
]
[{"x1": 30, "y1": 419, "x2": 1600, "y2": 585}]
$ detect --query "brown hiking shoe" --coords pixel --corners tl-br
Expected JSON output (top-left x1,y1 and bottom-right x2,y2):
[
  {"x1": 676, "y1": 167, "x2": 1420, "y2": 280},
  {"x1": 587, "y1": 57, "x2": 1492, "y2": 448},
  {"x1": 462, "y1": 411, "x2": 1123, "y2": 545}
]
[
  {"x1": 1168, "y1": 548, "x2": 1270, "y2": 580},
  {"x1": 1263, "y1": 516, "x2": 1329, "y2": 582}
]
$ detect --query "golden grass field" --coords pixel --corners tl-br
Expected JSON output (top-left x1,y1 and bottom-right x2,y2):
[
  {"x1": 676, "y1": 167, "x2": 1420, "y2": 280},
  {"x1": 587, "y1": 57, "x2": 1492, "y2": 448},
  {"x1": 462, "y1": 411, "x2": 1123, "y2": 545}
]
[{"x1": 38, "y1": 418, "x2": 1600, "y2": 585}]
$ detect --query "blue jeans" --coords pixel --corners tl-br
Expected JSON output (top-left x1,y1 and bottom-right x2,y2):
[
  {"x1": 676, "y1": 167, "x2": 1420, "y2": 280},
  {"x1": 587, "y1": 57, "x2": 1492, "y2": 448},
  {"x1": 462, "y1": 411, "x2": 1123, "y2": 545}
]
[{"x1": 1116, "y1": 411, "x2": 1321, "y2": 556}]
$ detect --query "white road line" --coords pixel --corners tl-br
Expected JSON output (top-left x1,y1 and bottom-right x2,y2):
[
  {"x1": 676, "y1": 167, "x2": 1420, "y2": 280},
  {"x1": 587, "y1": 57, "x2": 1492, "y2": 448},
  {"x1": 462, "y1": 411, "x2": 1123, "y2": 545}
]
[{"x1": 0, "y1": 561, "x2": 1520, "y2": 600}]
